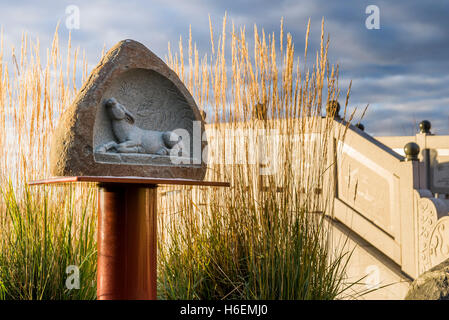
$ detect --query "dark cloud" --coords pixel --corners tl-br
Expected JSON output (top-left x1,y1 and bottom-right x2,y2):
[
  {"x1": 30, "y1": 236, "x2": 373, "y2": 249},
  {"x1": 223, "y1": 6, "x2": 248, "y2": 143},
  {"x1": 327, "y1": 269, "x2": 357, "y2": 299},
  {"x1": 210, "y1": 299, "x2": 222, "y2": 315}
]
[{"x1": 0, "y1": 0, "x2": 448, "y2": 135}]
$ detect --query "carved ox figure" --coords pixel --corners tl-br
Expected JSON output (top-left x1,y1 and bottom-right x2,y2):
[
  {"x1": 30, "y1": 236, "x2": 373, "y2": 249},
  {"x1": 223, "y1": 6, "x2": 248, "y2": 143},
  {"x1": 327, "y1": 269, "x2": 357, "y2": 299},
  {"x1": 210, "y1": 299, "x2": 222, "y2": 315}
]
[{"x1": 96, "y1": 97, "x2": 183, "y2": 156}]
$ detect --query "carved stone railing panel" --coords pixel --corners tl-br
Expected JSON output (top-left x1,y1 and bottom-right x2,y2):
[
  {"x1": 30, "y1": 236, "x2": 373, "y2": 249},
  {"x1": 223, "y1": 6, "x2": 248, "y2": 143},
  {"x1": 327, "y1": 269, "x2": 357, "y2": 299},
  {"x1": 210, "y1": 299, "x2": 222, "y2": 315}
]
[
  {"x1": 334, "y1": 125, "x2": 404, "y2": 241},
  {"x1": 415, "y1": 189, "x2": 449, "y2": 274},
  {"x1": 429, "y1": 216, "x2": 449, "y2": 268}
]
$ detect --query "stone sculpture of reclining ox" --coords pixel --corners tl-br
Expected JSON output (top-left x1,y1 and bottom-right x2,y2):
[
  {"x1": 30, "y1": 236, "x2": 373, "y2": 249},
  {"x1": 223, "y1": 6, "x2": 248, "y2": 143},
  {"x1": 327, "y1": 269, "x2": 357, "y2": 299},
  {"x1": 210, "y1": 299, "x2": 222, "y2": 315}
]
[{"x1": 96, "y1": 97, "x2": 184, "y2": 156}]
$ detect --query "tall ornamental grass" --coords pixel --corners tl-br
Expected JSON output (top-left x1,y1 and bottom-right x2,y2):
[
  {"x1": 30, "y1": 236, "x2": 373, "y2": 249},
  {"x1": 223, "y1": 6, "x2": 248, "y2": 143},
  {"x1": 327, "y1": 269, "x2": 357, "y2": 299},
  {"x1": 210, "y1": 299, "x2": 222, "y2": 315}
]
[
  {"x1": 0, "y1": 28, "x2": 97, "y2": 299},
  {"x1": 157, "y1": 17, "x2": 354, "y2": 299}
]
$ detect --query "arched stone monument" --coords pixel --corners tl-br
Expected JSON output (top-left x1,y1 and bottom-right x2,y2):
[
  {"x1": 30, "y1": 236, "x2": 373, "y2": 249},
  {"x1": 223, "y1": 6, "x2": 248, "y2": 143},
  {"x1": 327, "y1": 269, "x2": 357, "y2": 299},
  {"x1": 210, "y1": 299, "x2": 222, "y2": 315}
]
[{"x1": 50, "y1": 39, "x2": 207, "y2": 180}]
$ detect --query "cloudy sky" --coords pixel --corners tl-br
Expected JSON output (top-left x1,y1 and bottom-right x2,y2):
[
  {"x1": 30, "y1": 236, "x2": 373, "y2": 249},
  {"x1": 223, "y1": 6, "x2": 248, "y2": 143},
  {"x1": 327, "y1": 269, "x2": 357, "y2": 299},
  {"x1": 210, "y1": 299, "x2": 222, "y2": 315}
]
[{"x1": 1, "y1": 0, "x2": 448, "y2": 136}]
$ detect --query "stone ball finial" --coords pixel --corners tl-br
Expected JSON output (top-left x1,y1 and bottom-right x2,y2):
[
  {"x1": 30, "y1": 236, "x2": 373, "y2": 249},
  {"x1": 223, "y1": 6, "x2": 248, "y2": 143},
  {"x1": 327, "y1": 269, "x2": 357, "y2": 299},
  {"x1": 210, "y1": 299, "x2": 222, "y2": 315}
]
[
  {"x1": 419, "y1": 120, "x2": 431, "y2": 134},
  {"x1": 326, "y1": 100, "x2": 340, "y2": 118},
  {"x1": 355, "y1": 123, "x2": 365, "y2": 131},
  {"x1": 404, "y1": 142, "x2": 420, "y2": 161}
]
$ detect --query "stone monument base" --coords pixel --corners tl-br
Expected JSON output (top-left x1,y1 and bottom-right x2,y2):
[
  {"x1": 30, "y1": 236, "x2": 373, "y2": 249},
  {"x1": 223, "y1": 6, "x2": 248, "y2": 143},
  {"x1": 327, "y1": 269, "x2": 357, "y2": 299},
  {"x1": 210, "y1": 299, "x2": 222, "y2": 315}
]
[{"x1": 94, "y1": 152, "x2": 198, "y2": 166}]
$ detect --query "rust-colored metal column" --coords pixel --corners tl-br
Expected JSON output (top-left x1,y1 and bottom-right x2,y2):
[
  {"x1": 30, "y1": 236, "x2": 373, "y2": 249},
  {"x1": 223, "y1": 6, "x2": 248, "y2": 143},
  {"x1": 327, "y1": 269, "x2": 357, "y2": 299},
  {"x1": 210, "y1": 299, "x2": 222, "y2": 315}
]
[{"x1": 97, "y1": 183, "x2": 157, "y2": 300}]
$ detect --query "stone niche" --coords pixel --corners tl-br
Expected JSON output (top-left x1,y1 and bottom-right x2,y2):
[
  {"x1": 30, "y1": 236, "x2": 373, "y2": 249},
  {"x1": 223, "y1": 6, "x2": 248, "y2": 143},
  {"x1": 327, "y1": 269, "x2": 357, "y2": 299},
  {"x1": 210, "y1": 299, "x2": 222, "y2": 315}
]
[
  {"x1": 93, "y1": 68, "x2": 198, "y2": 165},
  {"x1": 50, "y1": 39, "x2": 207, "y2": 180}
]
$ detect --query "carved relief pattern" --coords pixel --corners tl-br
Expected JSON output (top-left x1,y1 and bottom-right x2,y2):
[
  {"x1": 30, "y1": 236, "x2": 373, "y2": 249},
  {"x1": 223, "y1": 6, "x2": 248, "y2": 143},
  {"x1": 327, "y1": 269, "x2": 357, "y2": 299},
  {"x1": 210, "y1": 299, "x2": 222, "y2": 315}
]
[
  {"x1": 429, "y1": 217, "x2": 449, "y2": 267},
  {"x1": 417, "y1": 198, "x2": 438, "y2": 274},
  {"x1": 417, "y1": 193, "x2": 449, "y2": 274}
]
